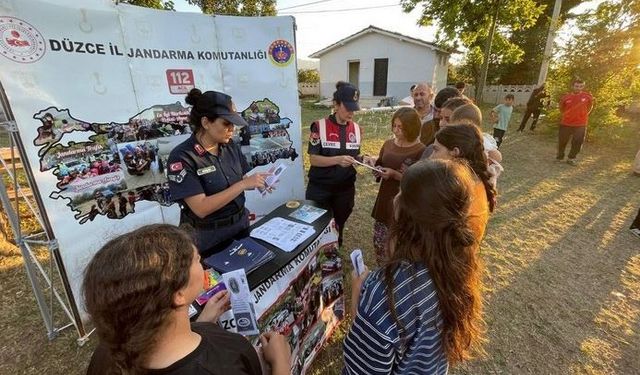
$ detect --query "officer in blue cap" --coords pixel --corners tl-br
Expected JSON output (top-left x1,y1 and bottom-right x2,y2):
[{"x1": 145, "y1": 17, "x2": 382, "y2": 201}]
[
  {"x1": 167, "y1": 88, "x2": 269, "y2": 256},
  {"x1": 306, "y1": 81, "x2": 370, "y2": 247}
]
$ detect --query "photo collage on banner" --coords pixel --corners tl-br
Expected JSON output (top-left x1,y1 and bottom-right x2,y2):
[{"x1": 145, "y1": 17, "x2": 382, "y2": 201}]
[{"x1": 0, "y1": 0, "x2": 303, "y2": 321}]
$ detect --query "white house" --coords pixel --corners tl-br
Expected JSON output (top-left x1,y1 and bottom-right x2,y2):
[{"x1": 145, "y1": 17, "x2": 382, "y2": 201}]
[{"x1": 309, "y1": 25, "x2": 451, "y2": 102}]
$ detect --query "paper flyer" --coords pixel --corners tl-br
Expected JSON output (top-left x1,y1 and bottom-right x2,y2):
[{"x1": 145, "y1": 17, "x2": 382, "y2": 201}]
[
  {"x1": 288, "y1": 205, "x2": 327, "y2": 224},
  {"x1": 250, "y1": 217, "x2": 315, "y2": 252},
  {"x1": 222, "y1": 269, "x2": 260, "y2": 336}
]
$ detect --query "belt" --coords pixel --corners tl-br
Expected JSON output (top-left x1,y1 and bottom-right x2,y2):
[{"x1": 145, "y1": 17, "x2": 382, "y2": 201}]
[{"x1": 181, "y1": 208, "x2": 245, "y2": 230}]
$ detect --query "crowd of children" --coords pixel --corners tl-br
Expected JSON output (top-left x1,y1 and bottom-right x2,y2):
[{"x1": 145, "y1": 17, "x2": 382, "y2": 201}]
[{"x1": 80, "y1": 78, "x2": 640, "y2": 375}]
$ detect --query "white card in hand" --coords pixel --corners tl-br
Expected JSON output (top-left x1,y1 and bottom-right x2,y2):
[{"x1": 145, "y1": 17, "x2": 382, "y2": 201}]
[
  {"x1": 222, "y1": 269, "x2": 259, "y2": 336},
  {"x1": 350, "y1": 249, "x2": 365, "y2": 276}
]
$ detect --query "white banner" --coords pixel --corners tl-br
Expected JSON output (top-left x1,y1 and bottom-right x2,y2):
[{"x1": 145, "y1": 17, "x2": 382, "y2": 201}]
[{"x1": 0, "y1": 0, "x2": 303, "y2": 319}]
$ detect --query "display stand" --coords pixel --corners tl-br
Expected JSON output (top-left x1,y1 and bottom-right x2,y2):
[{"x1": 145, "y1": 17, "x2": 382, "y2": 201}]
[
  {"x1": 0, "y1": 86, "x2": 89, "y2": 344},
  {"x1": 216, "y1": 201, "x2": 344, "y2": 375}
]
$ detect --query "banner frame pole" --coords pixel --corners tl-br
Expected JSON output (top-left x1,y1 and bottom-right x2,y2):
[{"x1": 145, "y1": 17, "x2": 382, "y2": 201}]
[{"x1": 0, "y1": 82, "x2": 90, "y2": 344}]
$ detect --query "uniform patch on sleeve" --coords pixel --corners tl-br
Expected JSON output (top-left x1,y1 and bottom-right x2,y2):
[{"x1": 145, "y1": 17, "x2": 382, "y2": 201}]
[
  {"x1": 309, "y1": 131, "x2": 320, "y2": 146},
  {"x1": 169, "y1": 162, "x2": 183, "y2": 172},
  {"x1": 168, "y1": 169, "x2": 187, "y2": 183}
]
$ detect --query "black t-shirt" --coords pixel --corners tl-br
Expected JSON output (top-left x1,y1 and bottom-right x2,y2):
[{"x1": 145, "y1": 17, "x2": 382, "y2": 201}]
[
  {"x1": 87, "y1": 322, "x2": 262, "y2": 375},
  {"x1": 307, "y1": 114, "x2": 361, "y2": 188}
]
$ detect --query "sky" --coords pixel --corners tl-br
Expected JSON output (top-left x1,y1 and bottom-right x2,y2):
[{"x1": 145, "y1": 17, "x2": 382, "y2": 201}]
[
  {"x1": 173, "y1": 0, "x2": 439, "y2": 59},
  {"x1": 173, "y1": 0, "x2": 604, "y2": 61}
]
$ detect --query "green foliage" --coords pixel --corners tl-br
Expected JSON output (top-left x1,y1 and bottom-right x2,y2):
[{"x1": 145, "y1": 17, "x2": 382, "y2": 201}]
[
  {"x1": 186, "y1": 0, "x2": 276, "y2": 16},
  {"x1": 297, "y1": 69, "x2": 319, "y2": 84},
  {"x1": 548, "y1": 0, "x2": 640, "y2": 132},
  {"x1": 401, "y1": 0, "x2": 545, "y2": 86},
  {"x1": 117, "y1": 0, "x2": 175, "y2": 10},
  {"x1": 496, "y1": 0, "x2": 585, "y2": 84}
]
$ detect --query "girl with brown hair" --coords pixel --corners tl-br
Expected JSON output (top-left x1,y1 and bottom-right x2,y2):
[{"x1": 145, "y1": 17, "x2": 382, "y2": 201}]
[
  {"x1": 369, "y1": 107, "x2": 425, "y2": 264},
  {"x1": 84, "y1": 224, "x2": 290, "y2": 375},
  {"x1": 431, "y1": 123, "x2": 497, "y2": 241},
  {"x1": 344, "y1": 160, "x2": 485, "y2": 374}
]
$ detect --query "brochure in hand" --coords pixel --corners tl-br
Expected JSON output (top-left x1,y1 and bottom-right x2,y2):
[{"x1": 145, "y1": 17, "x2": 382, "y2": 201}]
[
  {"x1": 204, "y1": 238, "x2": 275, "y2": 275},
  {"x1": 195, "y1": 268, "x2": 227, "y2": 306},
  {"x1": 189, "y1": 268, "x2": 227, "y2": 318}
]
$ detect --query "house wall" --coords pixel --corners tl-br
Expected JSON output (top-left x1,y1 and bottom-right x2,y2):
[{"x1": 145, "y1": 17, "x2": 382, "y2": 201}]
[{"x1": 318, "y1": 32, "x2": 448, "y2": 100}]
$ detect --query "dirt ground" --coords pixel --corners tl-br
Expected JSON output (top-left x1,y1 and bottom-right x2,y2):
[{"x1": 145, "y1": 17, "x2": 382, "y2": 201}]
[{"x1": 1, "y1": 108, "x2": 639, "y2": 374}]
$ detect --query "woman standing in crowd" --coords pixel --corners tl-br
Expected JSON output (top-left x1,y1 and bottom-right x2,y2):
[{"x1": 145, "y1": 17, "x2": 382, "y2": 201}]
[
  {"x1": 306, "y1": 81, "x2": 368, "y2": 246},
  {"x1": 431, "y1": 124, "x2": 497, "y2": 241},
  {"x1": 167, "y1": 88, "x2": 269, "y2": 256},
  {"x1": 84, "y1": 224, "x2": 291, "y2": 374},
  {"x1": 370, "y1": 107, "x2": 425, "y2": 264},
  {"x1": 344, "y1": 160, "x2": 485, "y2": 374},
  {"x1": 420, "y1": 97, "x2": 471, "y2": 160},
  {"x1": 451, "y1": 104, "x2": 504, "y2": 187},
  {"x1": 419, "y1": 87, "x2": 461, "y2": 146}
]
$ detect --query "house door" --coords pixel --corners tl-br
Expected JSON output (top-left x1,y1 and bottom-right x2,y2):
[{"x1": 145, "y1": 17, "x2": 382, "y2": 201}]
[
  {"x1": 348, "y1": 61, "x2": 359, "y2": 88},
  {"x1": 373, "y1": 58, "x2": 388, "y2": 96}
]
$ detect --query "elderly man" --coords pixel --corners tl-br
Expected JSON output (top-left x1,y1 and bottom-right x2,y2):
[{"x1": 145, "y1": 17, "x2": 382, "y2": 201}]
[{"x1": 412, "y1": 83, "x2": 434, "y2": 124}]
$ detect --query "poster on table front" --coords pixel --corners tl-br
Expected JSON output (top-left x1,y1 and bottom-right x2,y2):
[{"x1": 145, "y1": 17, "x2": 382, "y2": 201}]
[
  {"x1": 218, "y1": 222, "x2": 344, "y2": 375},
  {"x1": 0, "y1": 0, "x2": 303, "y2": 319}
]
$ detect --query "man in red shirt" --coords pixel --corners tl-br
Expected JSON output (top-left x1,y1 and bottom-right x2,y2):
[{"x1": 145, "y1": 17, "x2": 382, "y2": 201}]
[{"x1": 556, "y1": 79, "x2": 594, "y2": 165}]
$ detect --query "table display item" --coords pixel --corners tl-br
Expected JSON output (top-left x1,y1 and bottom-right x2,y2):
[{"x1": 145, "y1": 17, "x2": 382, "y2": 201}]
[
  {"x1": 288, "y1": 205, "x2": 327, "y2": 224},
  {"x1": 204, "y1": 238, "x2": 275, "y2": 275},
  {"x1": 250, "y1": 217, "x2": 316, "y2": 252}
]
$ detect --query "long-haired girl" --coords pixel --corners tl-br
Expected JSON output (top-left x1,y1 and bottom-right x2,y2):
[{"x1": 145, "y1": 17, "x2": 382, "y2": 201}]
[
  {"x1": 344, "y1": 160, "x2": 485, "y2": 374},
  {"x1": 431, "y1": 123, "x2": 497, "y2": 240},
  {"x1": 84, "y1": 224, "x2": 290, "y2": 374}
]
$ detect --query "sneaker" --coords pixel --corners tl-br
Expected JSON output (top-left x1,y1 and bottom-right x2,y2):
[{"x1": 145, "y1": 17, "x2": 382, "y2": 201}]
[
  {"x1": 630, "y1": 227, "x2": 640, "y2": 238},
  {"x1": 566, "y1": 158, "x2": 578, "y2": 166}
]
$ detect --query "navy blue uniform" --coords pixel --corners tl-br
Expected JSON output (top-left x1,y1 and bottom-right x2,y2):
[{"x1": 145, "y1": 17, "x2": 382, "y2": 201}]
[
  {"x1": 306, "y1": 115, "x2": 362, "y2": 246},
  {"x1": 168, "y1": 135, "x2": 251, "y2": 255}
]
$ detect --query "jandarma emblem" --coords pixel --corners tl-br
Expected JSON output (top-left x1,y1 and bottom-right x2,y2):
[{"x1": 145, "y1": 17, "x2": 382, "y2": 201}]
[
  {"x1": 268, "y1": 39, "x2": 294, "y2": 67},
  {"x1": 0, "y1": 17, "x2": 45, "y2": 63}
]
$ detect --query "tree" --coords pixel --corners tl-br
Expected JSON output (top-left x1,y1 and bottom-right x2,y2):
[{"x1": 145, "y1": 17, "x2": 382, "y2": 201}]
[
  {"x1": 547, "y1": 0, "x2": 640, "y2": 131},
  {"x1": 495, "y1": 0, "x2": 585, "y2": 84},
  {"x1": 117, "y1": 0, "x2": 175, "y2": 10},
  {"x1": 400, "y1": 0, "x2": 544, "y2": 100},
  {"x1": 298, "y1": 69, "x2": 320, "y2": 84},
  {"x1": 186, "y1": 0, "x2": 276, "y2": 16}
]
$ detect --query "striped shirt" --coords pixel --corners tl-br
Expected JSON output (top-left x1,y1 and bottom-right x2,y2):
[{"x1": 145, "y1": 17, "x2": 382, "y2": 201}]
[{"x1": 343, "y1": 262, "x2": 448, "y2": 375}]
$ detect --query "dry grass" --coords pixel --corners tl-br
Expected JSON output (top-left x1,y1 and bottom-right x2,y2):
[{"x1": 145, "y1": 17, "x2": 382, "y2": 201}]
[{"x1": 1, "y1": 102, "x2": 639, "y2": 374}]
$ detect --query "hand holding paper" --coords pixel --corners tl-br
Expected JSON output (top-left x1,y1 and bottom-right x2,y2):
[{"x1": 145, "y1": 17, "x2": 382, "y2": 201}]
[
  {"x1": 196, "y1": 290, "x2": 230, "y2": 323},
  {"x1": 353, "y1": 159, "x2": 383, "y2": 173}
]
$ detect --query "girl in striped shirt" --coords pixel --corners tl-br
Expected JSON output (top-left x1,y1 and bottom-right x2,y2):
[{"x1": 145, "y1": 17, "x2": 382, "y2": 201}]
[{"x1": 343, "y1": 159, "x2": 485, "y2": 374}]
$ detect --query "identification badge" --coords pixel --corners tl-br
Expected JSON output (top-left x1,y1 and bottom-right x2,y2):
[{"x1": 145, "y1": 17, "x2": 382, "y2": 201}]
[{"x1": 197, "y1": 165, "x2": 217, "y2": 176}]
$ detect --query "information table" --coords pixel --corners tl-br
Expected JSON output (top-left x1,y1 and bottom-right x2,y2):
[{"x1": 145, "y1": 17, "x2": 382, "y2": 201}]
[{"x1": 218, "y1": 200, "x2": 344, "y2": 375}]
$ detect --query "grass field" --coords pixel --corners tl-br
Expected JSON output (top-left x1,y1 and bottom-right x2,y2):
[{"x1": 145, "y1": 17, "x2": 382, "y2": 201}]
[{"x1": 1, "y1": 101, "x2": 639, "y2": 374}]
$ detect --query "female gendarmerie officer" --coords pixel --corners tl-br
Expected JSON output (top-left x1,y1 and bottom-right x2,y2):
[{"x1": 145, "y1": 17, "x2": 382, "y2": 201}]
[
  {"x1": 168, "y1": 88, "x2": 268, "y2": 256},
  {"x1": 306, "y1": 81, "x2": 369, "y2": 247}
]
